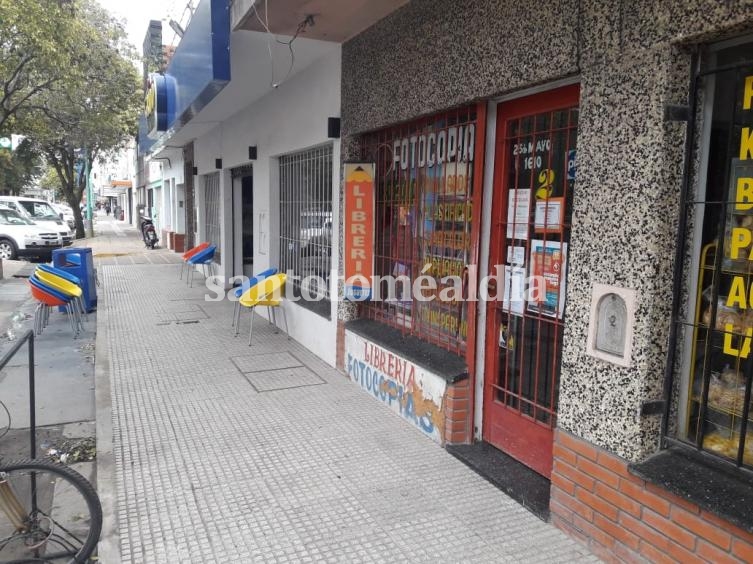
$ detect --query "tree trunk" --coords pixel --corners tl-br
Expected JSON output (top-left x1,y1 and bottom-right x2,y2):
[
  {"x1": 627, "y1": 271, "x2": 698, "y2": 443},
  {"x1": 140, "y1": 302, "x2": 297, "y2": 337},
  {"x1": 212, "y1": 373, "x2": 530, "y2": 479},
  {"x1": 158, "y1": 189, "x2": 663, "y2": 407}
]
[{"x1": 68, "y1": 196, "x2": 86, "y2": 239}]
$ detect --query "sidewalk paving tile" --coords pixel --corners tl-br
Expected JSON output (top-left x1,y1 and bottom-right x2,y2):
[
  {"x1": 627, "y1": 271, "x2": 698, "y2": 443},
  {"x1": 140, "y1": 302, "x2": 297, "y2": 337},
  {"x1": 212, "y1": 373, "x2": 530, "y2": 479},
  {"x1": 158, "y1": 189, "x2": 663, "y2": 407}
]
[{"x1": 102, "y1": 260, "x2": 599, "y2": 563}]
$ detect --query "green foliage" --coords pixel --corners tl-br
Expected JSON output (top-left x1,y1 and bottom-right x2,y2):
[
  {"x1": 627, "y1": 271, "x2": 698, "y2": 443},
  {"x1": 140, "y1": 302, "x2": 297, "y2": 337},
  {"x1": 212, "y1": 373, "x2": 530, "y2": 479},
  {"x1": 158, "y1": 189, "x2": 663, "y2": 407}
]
[
  {"x1": 0, "y1": 139, "x2": 42, "y2": 195},
  {"x1": 0, "y1": 0, "x2": 78, "y2": 134},
  {"x1": 6, "y1": 0, "x2": 142, "y2": 237},
  {"x1": 38, "y1": 165, "x2": 64, "y2": 199}
]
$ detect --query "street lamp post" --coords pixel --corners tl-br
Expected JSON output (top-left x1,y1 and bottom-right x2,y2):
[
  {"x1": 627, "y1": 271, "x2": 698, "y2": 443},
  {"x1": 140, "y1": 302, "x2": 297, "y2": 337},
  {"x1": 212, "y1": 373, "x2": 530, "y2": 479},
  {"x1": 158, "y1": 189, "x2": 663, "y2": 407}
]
[
  {"x1": 82, "y1": 147, "x2": 94, "y2": 238},
  {"x1": 86, "y1": 156, "x2": 94, "y2": 238}
]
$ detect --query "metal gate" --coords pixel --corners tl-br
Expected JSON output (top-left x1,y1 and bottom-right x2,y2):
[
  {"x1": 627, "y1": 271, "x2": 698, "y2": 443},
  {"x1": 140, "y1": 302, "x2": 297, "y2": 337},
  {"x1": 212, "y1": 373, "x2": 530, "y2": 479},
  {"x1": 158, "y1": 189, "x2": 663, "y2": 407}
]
[
  {"x1": 204, "y1": 172, "x2": 221, "y2": 263},
  {"x1": 483, "y1": 84, "x2": 580, "y2": 478}
]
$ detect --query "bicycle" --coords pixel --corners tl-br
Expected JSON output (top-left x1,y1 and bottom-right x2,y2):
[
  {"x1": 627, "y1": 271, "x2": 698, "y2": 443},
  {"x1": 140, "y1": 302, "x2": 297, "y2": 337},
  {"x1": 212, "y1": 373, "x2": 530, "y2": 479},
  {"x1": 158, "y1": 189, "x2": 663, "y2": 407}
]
[
  {"x1": 0, "y1": 457, "x2": 102, "y2": 563},
  {"x1": 0, "y1": 400, "x2": 9, "y2": 440},
  {"x1": 0, "y1": 331, "x2": 102, "y2": 563}
]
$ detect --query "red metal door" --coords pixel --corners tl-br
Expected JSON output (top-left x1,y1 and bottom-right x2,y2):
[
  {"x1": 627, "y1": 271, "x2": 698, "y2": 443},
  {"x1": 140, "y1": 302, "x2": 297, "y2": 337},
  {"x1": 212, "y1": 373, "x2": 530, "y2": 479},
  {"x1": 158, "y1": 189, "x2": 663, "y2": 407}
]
[{"x1": 483, "y1": 85, "x2": 580, "y2": 478}]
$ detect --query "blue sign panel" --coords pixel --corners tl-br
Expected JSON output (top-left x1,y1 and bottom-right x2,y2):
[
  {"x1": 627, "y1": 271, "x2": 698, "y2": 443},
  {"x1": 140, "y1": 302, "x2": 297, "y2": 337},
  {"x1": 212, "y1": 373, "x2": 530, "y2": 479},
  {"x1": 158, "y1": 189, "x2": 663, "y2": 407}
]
[
  {"x1": 164, "y1": 0, "x2": 230, "y2": 131},
  {"x1": 567, "y1": 149, "x2": 576, "y2": 181},
  {"x1": 139, "y1": 0, "x2": 230, "y2": 155},
  {"x1": 145, "y1": 73, "x2": 176, "y2": 138}
]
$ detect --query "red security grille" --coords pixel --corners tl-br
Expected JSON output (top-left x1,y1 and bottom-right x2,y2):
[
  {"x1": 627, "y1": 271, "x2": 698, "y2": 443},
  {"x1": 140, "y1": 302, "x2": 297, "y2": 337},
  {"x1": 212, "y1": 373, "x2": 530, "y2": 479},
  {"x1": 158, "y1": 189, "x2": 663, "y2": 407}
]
[
  {"x1": 489, "y1": 91, "x2": 578, "y2": 429},
  {"x1": 359, "y1": 105, "x2": 482, "y2": 355}
]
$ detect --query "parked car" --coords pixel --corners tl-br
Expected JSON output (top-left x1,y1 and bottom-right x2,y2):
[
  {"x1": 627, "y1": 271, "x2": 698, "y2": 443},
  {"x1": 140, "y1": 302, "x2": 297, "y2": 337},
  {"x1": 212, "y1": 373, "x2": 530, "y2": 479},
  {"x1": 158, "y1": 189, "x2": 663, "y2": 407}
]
[
  {"x1": 0, "y1": 207, "x2": 63, "y2": 260},
  {"x1": 52, "y1": 203, "x2": 76, "y2": 230},
  {"x1": 0, "y1": 196, "x2": 73, "y2": 245}
]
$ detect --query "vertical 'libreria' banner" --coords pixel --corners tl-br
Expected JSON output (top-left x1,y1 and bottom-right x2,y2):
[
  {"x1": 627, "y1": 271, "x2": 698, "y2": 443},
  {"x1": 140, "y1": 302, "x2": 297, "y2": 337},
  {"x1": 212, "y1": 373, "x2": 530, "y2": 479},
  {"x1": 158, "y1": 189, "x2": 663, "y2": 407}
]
[
  {"x1": 723, "y1": 75, "x2": 753, "y2": 359},
  {"x1": 344, "y1": 163, "x2": 375, "y2": 300}
]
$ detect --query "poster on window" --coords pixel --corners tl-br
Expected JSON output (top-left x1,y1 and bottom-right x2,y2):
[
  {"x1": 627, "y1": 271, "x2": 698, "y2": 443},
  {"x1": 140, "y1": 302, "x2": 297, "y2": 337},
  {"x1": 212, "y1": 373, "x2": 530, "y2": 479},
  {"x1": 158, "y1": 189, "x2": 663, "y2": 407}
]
[
  {"x1": 502, "y1": 265, "x2": 526, "y2": 316},
  {"x1": 506, "y1": 189, "x2": 531, "y2": 240},
  {"x1": 534, "y1": 197, "x2": 564, "y2": 233},
  {"x1": 527, "y1": 239, "x2": 567, "y2": 319},
  {"x1": 344, "y1": 163, "x2": 375, "y2": 300}
]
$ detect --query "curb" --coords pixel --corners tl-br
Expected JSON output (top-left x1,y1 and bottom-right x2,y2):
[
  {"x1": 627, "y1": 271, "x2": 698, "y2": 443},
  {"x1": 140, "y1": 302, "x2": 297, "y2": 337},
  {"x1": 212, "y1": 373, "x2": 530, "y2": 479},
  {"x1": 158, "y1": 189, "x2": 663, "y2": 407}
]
[{"x1": 94, "y1": 270, "x2": 121, "y2": 563}]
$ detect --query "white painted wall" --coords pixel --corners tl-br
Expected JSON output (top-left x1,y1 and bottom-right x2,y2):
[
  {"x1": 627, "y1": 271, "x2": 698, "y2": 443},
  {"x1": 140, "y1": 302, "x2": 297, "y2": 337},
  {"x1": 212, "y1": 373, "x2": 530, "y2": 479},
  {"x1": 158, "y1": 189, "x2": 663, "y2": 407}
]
[
  {"x1": 193, "y1": 48, "x2": 342, "y2": 366},
  {"x1": 160, "y1": 150, "x2": 185, "y2": 234}
]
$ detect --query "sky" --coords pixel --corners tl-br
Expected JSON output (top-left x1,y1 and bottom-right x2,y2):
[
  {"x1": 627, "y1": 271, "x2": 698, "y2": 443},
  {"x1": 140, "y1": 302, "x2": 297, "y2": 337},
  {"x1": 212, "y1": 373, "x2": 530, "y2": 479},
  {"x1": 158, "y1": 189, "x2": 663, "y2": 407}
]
[{"x1": 96, "y1": 0, "x2": 190, "y2": 51}]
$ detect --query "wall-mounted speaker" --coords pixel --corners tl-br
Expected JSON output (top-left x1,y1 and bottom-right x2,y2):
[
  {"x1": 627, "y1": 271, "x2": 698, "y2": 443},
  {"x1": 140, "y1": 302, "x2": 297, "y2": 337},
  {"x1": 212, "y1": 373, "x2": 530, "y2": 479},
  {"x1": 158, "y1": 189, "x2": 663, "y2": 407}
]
[{"x1": 327, "y1": 117, "x2": 341, "y2": 139}]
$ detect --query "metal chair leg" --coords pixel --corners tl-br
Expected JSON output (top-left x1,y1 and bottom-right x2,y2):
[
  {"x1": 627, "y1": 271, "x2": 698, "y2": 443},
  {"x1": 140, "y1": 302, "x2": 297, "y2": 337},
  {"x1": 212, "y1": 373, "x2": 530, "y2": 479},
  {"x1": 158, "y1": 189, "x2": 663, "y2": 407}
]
[
  {"x1": 180, "y1": 261, "x2": 184, "y2": 280},
  {"x1": 248, "y1": 307, "x2": 255, "y2": 346},
  {"x1": 235, "y1": 303, "x2": 242, "y2": 337},
  {"x1": 281, "y1": 305, "x2": 290, "y2": 339},
  {"x1": 65, "y1": 304, "x2": 76, "y2": 338},
  {"x1": 232, "y1": 301, "x2": 238, "y2": 327},
  {"x1": 266, "y1": 306, "x2": 274, "y2": 326},
  {"x1": 78, "y1": 296, "x2": 87, "y2": 322},
  {"x1": 271, "y1": 307, "x2": 279, "y2": 334}
]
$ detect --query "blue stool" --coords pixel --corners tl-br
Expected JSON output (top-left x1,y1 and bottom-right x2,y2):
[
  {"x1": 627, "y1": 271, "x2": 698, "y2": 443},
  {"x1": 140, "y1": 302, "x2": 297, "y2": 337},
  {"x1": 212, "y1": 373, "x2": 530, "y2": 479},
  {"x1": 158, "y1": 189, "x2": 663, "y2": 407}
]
[{"x1": 187, "y1": 245, "x2": 217, "y2": 288}]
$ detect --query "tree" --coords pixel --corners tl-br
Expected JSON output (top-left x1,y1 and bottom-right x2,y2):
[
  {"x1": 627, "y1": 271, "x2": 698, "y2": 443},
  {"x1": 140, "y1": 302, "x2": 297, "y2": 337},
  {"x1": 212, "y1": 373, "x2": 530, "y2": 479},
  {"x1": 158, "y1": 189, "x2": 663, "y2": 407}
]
[
  {"x1": 0, "y1": 0, "x2": 78, "y2": 134},
  {"x1": 29, "y1": 0, "x2": 141, "y2": 237},
  {"x1": 0, "y1": 138, "x2": 42, "y2": 195}
]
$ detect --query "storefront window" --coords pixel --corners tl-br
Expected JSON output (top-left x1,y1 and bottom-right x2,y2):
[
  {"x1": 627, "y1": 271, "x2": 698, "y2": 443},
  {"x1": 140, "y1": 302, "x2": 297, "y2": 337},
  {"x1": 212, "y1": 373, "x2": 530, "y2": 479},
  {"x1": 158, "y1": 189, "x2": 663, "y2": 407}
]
[
  {"x1": 203, "y1": 172, "x2": 221, "y2": 263},
  {"x1": 359, "y1": 106, "x2": 479, "y2": 354},
  {"x1": 279, "y1": 144, "x2": 333, "y2": 312},
  {"x1": 681, "y1": 41, "x2": 753, "y2": 467}
]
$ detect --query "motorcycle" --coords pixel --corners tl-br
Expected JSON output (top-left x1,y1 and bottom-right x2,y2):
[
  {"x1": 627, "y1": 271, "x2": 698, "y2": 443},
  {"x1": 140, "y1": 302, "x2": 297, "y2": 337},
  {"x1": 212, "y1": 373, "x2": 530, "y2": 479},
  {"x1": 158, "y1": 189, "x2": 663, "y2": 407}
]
[{"x1": 140, "y1": 216, "x2": 159, "y2": 249}]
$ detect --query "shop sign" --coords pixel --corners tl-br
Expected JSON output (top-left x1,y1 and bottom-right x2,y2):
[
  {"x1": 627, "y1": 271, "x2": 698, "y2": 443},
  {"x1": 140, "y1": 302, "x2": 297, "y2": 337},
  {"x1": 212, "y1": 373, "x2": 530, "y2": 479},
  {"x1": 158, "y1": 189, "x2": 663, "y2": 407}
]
[
  {"x1": 344, "y1": 163, "x2": 375, "y2": 300},
  {"x1": 719, "y1": 75, "x2": 753, "y2": 359},
  {"x1": 344, "y1": 331, "x2": 446, "y2": 443},
  {"x1": 392, "y1": 124, "x2": 475, "y2": 171},
  {"x1": 145, "y1": 73, "x2": 175, "y2": 139}
]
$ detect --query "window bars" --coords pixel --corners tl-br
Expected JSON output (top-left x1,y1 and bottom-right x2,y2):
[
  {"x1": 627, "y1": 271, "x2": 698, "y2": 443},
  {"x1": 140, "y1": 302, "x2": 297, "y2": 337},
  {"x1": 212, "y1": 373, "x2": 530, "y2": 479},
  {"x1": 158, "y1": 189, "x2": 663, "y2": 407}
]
[
  {"x1": 279, "y1": 144, "x2": 334, "y2": 308},
  {"x1": 664, "y1": 41, "x2": 753, "y2": 473},
  {"x1": 203, "y1": 172, "x2": 222, "y2": 264},
  {"x1": 359, "y1": 106, "x2": 479, "y2": 355}
]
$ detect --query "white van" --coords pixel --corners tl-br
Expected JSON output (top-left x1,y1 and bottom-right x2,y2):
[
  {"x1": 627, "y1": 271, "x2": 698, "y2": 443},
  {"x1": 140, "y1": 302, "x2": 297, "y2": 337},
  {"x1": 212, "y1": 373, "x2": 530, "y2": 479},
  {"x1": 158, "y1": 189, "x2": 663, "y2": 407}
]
[
  {"x1": 0, "y1": 207, "x2": 63, "y2": 260},
  {"x1": 0, "y1": 196, "x2": 73, "y2": 245},
  {"x1": 52, "y1": 203, "x2": 76, "y2": 230}
]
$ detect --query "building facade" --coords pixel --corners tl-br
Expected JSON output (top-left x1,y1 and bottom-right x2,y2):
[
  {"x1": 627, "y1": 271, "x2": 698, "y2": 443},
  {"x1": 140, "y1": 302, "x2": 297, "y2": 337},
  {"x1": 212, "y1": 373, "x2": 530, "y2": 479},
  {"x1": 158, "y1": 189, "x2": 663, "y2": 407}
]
[
  {"x1": 139, "y1": 0, "x2": 753, "y2": 560},
  {"x1": 336, "y1": 0, "x2": 753, "y2": 561}
]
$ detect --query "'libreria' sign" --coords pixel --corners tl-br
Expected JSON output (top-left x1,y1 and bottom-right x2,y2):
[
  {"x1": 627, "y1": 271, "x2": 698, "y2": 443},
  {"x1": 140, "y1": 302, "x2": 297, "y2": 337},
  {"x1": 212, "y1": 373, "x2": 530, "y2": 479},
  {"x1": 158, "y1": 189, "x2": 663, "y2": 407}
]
[{"x1": 344, "y1": 331, "x2": 446, "y2": 443}]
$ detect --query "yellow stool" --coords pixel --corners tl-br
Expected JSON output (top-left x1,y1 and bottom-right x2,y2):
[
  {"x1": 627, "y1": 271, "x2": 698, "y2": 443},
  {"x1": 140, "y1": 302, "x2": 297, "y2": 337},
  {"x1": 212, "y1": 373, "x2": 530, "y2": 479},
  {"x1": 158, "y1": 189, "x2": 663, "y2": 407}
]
[{"x1": 239, "y1": 274, "x2": 289, "y2": 345}]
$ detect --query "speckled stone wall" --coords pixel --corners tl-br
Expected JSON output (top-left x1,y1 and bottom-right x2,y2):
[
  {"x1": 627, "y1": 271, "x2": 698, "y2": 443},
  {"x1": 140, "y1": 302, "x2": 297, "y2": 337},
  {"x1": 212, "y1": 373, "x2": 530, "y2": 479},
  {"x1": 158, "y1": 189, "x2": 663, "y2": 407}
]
[
  {"x1": 342, "y1": 0, "x2": 581, "y2": 136},
  {"x1": 341, "y1": 0, "x2": 753, "y2": 462}
]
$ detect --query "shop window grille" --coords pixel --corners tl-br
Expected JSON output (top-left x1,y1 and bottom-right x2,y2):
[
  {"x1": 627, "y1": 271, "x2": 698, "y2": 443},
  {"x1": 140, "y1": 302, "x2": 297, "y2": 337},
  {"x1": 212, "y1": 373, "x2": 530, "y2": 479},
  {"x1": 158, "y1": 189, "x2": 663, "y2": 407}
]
[
  {"x1": 664, "y1": 40, "x2": 753, "y2": 473},
  {"x1": 204, "y1": 172, "x2": 221, "y2": 264},
  {"x1": 278, "y1": 144, "x2": 333, "y2": 313},
  {"x1": 358, "y1": 105, "x2": 480, "y2": 355}
]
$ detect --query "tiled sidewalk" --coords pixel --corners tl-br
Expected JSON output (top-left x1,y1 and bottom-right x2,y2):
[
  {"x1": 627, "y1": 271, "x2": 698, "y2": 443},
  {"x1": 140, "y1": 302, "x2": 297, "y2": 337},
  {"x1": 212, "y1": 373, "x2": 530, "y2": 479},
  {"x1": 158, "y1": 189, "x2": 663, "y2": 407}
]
[{"x1": 101, "y1": 263, "x2": 598, "y2": 563}]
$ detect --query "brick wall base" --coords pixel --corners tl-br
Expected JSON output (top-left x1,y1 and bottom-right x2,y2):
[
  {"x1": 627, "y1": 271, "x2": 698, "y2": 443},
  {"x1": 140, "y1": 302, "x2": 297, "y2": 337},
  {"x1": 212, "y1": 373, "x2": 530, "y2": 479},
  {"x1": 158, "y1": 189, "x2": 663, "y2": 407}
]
[
  {"x1": 551, "y1": 429, "x2": 753, "y2": 563},
  {"x1": 335, "y1": 320, "x2": 346, "y2": 371},
  {"x1": 173, "y1": 233, "x2": 185, "y2": 253},
  {"x1": 444, "y1": 378, "x2": 472, "y2": 445}
]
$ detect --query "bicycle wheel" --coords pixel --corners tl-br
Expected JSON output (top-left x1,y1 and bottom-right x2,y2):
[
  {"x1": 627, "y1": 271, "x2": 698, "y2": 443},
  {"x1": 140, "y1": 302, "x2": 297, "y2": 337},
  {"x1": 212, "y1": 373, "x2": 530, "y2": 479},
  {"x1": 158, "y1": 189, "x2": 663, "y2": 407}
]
[
  {"x1": 0, "y1": 459, "x2": 102, "y2": 563},
  {"x1": 0, "y1": 401, "x2": 9, "y2": 440}
]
